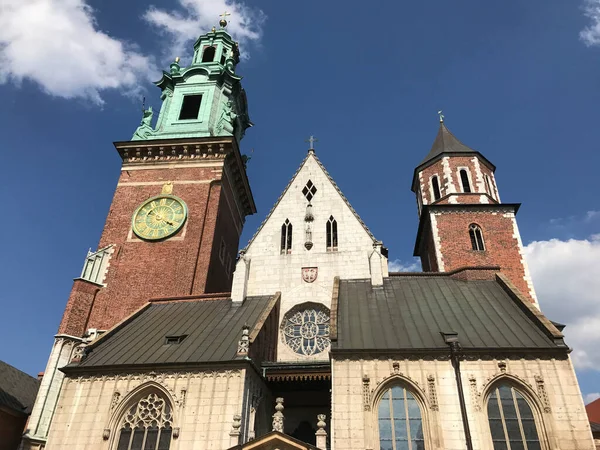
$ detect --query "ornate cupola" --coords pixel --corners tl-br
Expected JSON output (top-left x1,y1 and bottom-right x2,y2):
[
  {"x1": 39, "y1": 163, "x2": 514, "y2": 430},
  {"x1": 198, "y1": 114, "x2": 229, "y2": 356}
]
[
  {"x1": 412, "y1": 116, "x2": 539, "y2": 306},
  {"x1": 131, "y1": 18, "x2": 252, "y2": 143}
]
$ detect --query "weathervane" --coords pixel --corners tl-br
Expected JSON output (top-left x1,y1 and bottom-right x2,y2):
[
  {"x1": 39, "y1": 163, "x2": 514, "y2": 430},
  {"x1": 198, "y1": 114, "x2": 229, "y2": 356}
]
[
  {"x1": 219, "y1": 11, "x2": 231, "y2": 28},
  {"x1": 438, "y1": 110, "x2": 444, "y2": 123},
  {"x1": 305, "y1": 135, "x2": 318, "y2": 151}
]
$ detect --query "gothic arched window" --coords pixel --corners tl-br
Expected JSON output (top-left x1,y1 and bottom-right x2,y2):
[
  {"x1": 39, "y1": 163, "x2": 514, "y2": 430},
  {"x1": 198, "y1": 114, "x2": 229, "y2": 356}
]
[
  {"x1": 201, "y1": 46, "x2": 216, "y2": 62},
  {"x1": 326, "y1": 216, "x2": 338, "y2": 251},
  {"x1": 469, "y1": 224, "x2": 485, "y2": 251},
  {"x1": 281, "y1": 219, "x2": 293, "y2": 254},
  {"x1": 459, "y1": 169, "x2": 472, "y2": 193},
  {"x1": 378, "y1": 386, "x2": 425, "y2": 450},
  {"x1": 487, "y1": 384, "x2": 541, "y2": 450},
  {"x1": 115, "y1": 392, "x2": 172, "y2": 450},
  {"x1": 431, "y1": 176, "x2": 441, "y2": 201}
]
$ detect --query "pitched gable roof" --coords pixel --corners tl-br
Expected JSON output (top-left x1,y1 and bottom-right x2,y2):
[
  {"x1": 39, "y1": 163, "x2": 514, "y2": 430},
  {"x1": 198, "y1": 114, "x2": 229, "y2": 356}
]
[
  {"x1": 243, "y1": 150, "x2": 377, "y2": 252},
  {"x1": 0, "y1": 360, "x2": 40, "y2": 415}
]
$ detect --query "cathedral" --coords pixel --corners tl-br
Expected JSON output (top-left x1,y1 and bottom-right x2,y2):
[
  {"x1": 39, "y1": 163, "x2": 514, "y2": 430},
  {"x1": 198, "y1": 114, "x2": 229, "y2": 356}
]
[{"x1": 21, "y1": 19, "x2": 595, "y2": 450}]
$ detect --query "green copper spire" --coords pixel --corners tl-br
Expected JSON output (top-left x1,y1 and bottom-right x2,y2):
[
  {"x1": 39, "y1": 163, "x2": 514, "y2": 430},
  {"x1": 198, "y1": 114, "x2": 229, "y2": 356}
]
[{"x1": 132, "y1": 21, "x2": 252, "y2": 143}]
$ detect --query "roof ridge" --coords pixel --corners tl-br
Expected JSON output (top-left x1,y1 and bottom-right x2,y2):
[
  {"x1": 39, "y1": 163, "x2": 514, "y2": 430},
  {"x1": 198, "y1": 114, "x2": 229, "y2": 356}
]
[{"x1": 242, "y1": 151, "x2": 377, "y2": 252}]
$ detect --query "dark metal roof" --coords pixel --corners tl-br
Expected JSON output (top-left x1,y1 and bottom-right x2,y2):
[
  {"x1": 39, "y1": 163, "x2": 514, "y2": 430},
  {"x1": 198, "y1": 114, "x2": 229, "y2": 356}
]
[
  {"x1": 590, "y1": 422, "x2": 600, "y2": 433},
  {"x1": 0, "y1": 360, "x2": 40, "y2": 414},
  {"x1": 78, "y1": 296, "x2": 274, "y2": 368},
  {"x1": 420, "y1": 122, "x2": 478, "y2": 166},
  {"x1": 333, "y1": 277, "x2": 565, "y2": 352}
]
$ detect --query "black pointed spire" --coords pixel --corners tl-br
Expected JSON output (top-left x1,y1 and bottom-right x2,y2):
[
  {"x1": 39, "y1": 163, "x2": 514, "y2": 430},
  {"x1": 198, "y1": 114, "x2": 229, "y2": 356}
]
[{"x1": 419, "y1": 122, "x2": 477, "y2": 166}]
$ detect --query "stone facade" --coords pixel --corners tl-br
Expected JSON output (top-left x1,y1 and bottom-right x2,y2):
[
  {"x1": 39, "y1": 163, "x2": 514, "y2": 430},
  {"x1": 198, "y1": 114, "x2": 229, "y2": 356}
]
[
  {"x1": 231, "y1": 151, "x2": 387, "y2": 362},
  {"x1": 331, "y1": 357, "x2": 594, "y2": 450}
]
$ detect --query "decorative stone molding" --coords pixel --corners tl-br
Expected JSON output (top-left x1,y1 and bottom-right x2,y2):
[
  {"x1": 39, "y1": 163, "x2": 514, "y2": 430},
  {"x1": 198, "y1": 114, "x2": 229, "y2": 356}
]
[
  {"x1": 363, "y1": 375, "x2": 371, "y2": 411},
  {"x1": 272, "y1": 397, "x2": 284, "y2": 432},
  {"x1": 237, "y1": 325, "x2": 250, "y2": 355},
  {"x1": 427, "y1": 375, "x2": 439, "y2": 411},
  {"x1": 498, "y1": 361, "x2": 507, "y2": 373},
  {"x1": 103, "y1": 429, "x2": 110, "y2": 440},
  {"x1": 392, "y1": 361, "x2": 401, "y2": 375},
  {"x1": 173, "y1": 427, "x2": 180, "y2": 439},
  {"x1": 534, "y1": 375, "x2": 551, "y2": 413},
  {"x1": 468, "y1": 376, "x2": 481, "y2": 411},
  {"x1": 180, "y1": 388, "x2": 187, "y2": 409},
  {"x1": 315, "y1": 414, "x2": 327, "y2": 450},
  {"x1": 110, "y1": 391, "x2": 121, "y2": 410},
  {"x1": 230, "y1": 414, "x2": 242, "y2": 446}
]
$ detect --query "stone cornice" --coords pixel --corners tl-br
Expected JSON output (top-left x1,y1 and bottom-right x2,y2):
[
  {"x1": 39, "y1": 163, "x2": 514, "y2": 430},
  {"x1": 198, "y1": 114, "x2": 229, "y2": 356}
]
[{"x1": 114, "y1": 137, "x2": 256, "y2": 216}]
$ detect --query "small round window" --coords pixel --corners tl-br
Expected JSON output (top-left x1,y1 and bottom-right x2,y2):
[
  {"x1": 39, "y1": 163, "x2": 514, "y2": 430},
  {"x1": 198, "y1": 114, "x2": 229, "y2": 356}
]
[{"x1": 282, "y1": 304, "x2": 330, "y2": 356}]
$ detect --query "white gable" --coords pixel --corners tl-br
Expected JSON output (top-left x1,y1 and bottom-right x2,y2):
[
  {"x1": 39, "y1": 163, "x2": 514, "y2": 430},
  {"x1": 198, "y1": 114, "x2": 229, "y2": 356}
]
[{"x1": 231, "y1": 151, "x2": 388, "y2": 362}]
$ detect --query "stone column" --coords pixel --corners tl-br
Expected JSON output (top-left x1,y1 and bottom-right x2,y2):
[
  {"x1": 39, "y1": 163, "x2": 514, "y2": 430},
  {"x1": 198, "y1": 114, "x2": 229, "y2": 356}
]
[
  {"x1": 272, "y1": 397, "x2": 284, "y2": 432},
  {"x1": 230, "y1": 414, "x2": 242, "y2": 447},
  {"x1": 315, "y1": 414, "x2": 327, "y2": 450}
]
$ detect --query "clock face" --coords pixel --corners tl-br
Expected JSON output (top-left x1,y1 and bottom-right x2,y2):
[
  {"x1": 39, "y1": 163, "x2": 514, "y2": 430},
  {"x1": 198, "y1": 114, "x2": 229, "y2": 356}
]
[{"x1": 132, "y1": 195, "x2": 187, "y2": 241}]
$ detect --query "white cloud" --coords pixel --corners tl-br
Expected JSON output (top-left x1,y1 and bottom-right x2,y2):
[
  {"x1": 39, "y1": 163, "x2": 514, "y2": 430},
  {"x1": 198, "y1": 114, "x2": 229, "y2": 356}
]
[
  {"x1": 580, "y1": 0, "x2": 600, "y2": 46},
  {"x1": 524, "y1": 235, "x2": 600, "y2": 371},
  {"x1": 389, "y1": 259, "x2": 422, "y2": 272},
  {"x1": 585, "y1": 392, "x2": 600, "y2": 404},
  {"x1": 144, "y1": 0, "x2": 266, "y2": 62},
  {"x1": 0, "y1": 0, "x2": 155, "y2": 104}
]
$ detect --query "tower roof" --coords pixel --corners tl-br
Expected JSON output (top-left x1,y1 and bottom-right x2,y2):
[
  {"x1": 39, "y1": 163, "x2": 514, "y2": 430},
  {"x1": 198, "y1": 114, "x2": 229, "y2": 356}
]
[
  {"x1": 419, "y1": 122, "x2": 478, "y2": 166},
  {"x1": 412, "y1": 122, "x2": 495, "y2": 192}
]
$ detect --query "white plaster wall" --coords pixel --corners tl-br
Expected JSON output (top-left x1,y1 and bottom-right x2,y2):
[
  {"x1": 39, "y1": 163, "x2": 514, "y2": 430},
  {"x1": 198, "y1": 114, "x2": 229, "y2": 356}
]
[
  {"x1": 44, "y1": 369, "x2": 248, "y2": 450},
  {"x1": 237, "y1": 153, "x2": 379, "y2": 362},
  {"x1": 331, "y1": 356, "x2": 594, "y2": 450}
]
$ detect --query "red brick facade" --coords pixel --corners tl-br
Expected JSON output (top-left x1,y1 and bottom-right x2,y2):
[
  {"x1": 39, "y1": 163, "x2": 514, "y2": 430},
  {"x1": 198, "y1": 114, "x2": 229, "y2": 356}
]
[
  {"x1": 414, "y1": 150, "x2": 537, "y2": 304},
  {"x1": 57, "y1": 140, "x2": 254, "y2": 336}
]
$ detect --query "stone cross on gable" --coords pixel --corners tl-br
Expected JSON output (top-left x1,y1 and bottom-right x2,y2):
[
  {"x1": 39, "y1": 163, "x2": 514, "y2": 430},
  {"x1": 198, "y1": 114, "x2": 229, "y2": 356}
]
[{"x1": 305, "y1": 135, "x2": 318, "y2": 150}]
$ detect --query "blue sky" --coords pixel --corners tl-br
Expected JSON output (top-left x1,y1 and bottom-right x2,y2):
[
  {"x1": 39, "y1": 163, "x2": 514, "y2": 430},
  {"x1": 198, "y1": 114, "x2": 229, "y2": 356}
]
[{"x1": 1, "y1": 0, "x2": 599, "y2": 402}]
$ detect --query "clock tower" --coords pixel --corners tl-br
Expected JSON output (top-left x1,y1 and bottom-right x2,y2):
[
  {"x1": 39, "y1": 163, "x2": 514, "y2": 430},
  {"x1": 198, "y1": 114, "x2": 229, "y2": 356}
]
[{"x1": 23, "y1": 19, "x2": 256, "y2": 450}]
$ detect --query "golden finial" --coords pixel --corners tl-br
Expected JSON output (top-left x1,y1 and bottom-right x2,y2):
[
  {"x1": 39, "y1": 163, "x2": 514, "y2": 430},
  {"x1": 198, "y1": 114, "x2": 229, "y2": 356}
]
[
  {"x1": 174, "y1": 56, "x2": 180, "y2": 64},
  {"x1": 438, "y1": 110, "x2": 444, "y2": 123},
  {"x1": 211, "y1": 26, "x2": 216, "y2": 33},
  {"x1": 161, "y1": 182, "x2": 173, "y2": 195},
  {"x1": 219, "y1": 11, "x2": 231, "y2": 28}
]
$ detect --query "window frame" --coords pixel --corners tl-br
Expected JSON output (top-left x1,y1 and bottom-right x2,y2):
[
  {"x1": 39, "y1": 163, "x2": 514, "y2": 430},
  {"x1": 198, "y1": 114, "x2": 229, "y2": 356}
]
[
  {"x1": 430, "y1": 175, "x2": 442, "y2": 202},
  {"x1": 457, "y1": 167, "x2": 473, "y2": 193},
  {"x1": 109, "y1": 386, "x2": 175, "y2": 450},
  {"x1": 469, "y1": 224, "x2": 485, "y2": 251},
  {"x1": 370, "y1": 378, "x2": 435, "y2": 450},
  {"x1": 281, "y1": 219, "x2": 293, "y2": 254},
  {"x1": 201, "y1": 46, "x2": 216, "y2": 62},
  {"x1": 483, "y1": 379, "x2": 549, "y2": 450},
  {"x1": 326, "y1": 216, "x2": 338, "y2": 251}
]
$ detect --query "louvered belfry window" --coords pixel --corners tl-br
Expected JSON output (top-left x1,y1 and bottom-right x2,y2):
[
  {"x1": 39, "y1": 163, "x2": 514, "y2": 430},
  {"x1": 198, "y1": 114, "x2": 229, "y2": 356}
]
[
  {"x1": 115, "y1": 392, "x2": 172, "y2": 450},
  {"x1": 281, "y1": 219, "x2": 293, "y2": 254},
  {"x1": 378, "y1": 386, "x2": 425, "y2": 450},
  {"x1": 487, "y1": 385, "x2": 541, "y2": 450},
  {"x1": 326, "y1": 216, "x2": 338, "y2": 251}
]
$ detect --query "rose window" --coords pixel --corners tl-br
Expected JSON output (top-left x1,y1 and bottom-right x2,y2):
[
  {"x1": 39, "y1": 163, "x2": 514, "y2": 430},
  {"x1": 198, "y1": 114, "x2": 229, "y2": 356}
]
[{"x1": 282, "y1": 305, "x2": 330, "y2": 356}]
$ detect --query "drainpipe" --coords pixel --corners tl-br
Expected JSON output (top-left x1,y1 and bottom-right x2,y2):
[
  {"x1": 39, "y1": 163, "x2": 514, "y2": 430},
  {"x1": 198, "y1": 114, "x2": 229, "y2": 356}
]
[{"x1": 441, "y1": 332, "x2": 473, "y2": 450}]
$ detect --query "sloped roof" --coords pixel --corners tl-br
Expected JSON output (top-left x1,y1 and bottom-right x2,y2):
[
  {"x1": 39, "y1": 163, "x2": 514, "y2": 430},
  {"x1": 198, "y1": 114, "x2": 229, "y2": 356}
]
[
  {"x1": 419, "y1": 122, "x2": 478, "y2": 166},
  {"x1": 0, "y1": 360, "x2": 40, "y2": 415},
  {"x1": 333, "y1": 276, "x2": 567, "y2": 352},
  {"x1": 243, "y1": 150, "x2": 376, "y2": 251},
  {"x1": 76, "y1": 295, "x2": 277, "y2": 368}
]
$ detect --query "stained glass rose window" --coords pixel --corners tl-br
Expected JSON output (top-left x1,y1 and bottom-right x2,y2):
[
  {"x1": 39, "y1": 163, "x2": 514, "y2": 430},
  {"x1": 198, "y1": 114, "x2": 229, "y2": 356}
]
[{"x1": 282, "y1": 304, "x2": 330, "y2": 356}]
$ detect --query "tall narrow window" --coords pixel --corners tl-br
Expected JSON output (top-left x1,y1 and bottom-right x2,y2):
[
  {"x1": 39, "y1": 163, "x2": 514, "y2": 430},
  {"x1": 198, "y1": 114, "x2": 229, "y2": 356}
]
[
  {"x1": 178, "y1": 95, "x2": 202, "y2": 120},
  {"x1": 484, "y1": 174, "x2": 496, "y2": 200},
  {"x1": 201, "y1": 46, "x2": 216, "y2": 62},
  {"x1": 469, "y1": 224, "x2": 485, "y2": 251},
  {"x1": 281, "y1": 219, "x2": 292, "y2": 254},
  {"x1": 459, "y1": 169, "x2": 471, "y2": 193},
  {"x1": 115, "y1": 392, "x2": 172, "y2": 450},
  {"x1": 326, "y1": 216, "x2": 338, "y2": 251},
  {"x1": 487, "y1": 384, "x2": 541, "y2": 450},
  {"x1": 431, "y1": 176, "x2": 441, "y2": 201},
  {"x1": 378, "y1": 386, "x2": 424, "y2": 450}
]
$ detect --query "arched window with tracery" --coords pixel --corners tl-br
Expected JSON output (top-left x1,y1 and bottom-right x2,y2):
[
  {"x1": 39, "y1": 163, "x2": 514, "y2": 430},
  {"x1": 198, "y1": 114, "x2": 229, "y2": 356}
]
[
  {"x1": 469, "y1": 224, "x2": 485, "y2": 251},
  {"x1": 487, "y1": 384, "x2": 541, "y2": 450},
  {"x1": 377, "y1": 385, "x2": 425, "y2": 450},
  {"x1": 326, "y1": 216, "x2": 338, "y2": 251},
  {"x1": 115, "y1": 392, "x2": 173, "y2": 450},
  {"x1": 281, "y1": 219, "x2": 292, "y2": 254}
]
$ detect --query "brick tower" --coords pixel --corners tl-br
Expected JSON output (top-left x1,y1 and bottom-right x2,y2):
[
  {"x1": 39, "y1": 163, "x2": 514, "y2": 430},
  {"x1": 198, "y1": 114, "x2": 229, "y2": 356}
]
[
  {"x1": 412, "y1": 118, "x2": 538, "y2": 305},
  {"x1": 23, "y1": 20, "x2": 255, "y2": 450}
]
